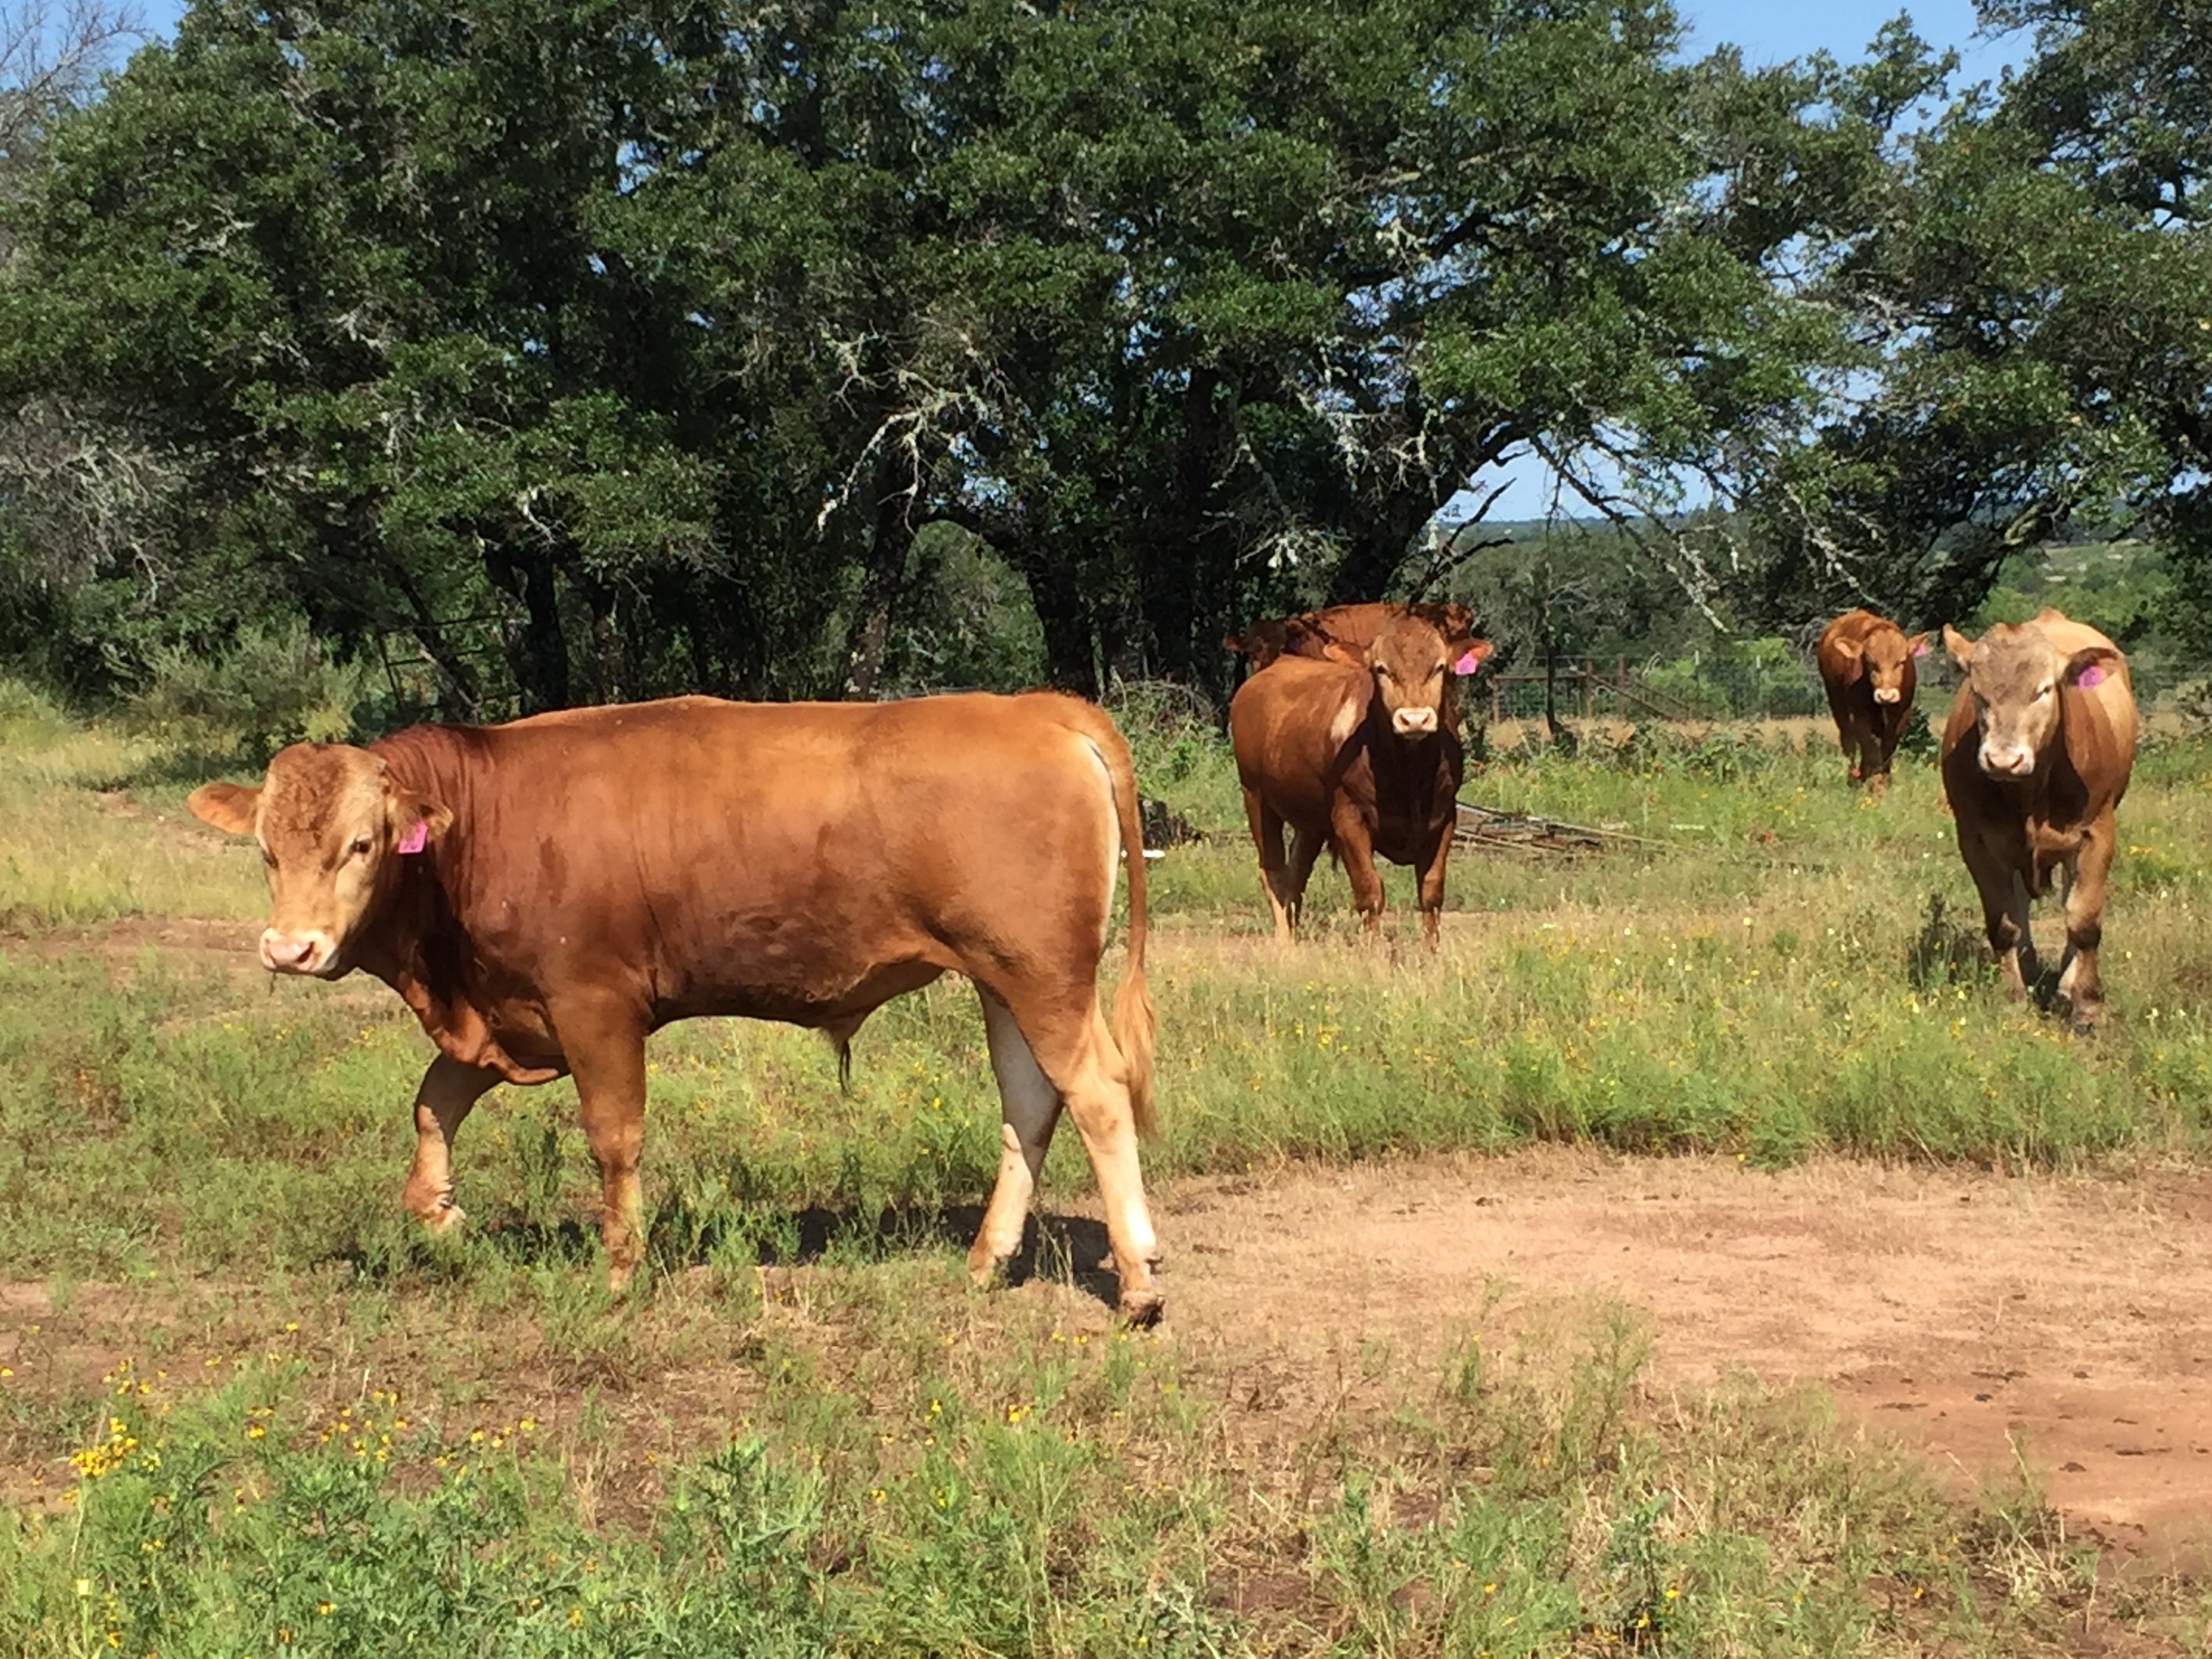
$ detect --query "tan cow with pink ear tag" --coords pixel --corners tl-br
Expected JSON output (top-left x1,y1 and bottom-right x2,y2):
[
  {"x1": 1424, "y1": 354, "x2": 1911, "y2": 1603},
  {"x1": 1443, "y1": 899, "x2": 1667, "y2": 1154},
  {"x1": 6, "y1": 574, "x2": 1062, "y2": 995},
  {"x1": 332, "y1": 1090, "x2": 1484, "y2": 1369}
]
[{"x1": 1939, "y1": 608, "x2": 2137, "y2": 1030}]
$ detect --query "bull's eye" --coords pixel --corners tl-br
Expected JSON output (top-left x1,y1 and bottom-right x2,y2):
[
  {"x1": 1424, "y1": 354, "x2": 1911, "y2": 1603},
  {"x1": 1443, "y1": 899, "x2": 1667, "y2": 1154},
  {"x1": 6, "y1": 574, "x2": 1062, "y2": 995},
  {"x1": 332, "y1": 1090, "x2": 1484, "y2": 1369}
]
[{"x1": 349, "y1": 835, "x2": 373, "y2": 859}]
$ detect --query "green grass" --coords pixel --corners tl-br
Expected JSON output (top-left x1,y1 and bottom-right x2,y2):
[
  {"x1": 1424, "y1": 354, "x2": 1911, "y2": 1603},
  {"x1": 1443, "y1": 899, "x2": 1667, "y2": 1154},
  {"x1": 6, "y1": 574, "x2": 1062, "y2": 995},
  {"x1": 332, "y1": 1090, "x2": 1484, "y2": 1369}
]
[{"x1": 5, "y1": 684, "x2": 2212, "y2": 1654}]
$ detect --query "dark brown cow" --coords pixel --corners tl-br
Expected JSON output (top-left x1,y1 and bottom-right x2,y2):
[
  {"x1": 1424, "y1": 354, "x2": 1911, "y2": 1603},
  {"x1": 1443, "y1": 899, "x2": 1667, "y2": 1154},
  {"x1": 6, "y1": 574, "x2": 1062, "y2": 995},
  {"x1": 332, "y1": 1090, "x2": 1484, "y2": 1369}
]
[
  {"x1": 1939, "y1": 610, "x2": 2138, "y2": 1030},
  {"x1": 1816, "y1": 608, "x2": 1929, "y2": 793},
  {"x1": 186, "y1": 693, "x2": 1166, "y2": 1322},
  {"x1": 1224, "y1": 602, "x2": 1477, "y2": 672},
  {"x1": 1229, "y1": 606, "x2": 1493, "y2": 945}
]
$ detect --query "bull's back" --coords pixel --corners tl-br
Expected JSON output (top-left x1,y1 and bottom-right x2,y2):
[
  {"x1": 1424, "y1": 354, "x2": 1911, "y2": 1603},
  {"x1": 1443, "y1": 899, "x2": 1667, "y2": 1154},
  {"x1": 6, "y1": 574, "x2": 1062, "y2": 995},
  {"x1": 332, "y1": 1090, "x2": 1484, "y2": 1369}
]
[{"x1": 411, "y1": 695, "x2": 1125, "y2": 1013}]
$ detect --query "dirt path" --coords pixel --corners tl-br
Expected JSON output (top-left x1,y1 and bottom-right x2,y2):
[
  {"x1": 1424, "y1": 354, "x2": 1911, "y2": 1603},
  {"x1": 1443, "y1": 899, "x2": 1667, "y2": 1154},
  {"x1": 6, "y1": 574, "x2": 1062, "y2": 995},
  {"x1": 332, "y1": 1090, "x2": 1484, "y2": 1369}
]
[{"x1": 1150, "y1": 1148, "x2": 2212, "y2": 1563}]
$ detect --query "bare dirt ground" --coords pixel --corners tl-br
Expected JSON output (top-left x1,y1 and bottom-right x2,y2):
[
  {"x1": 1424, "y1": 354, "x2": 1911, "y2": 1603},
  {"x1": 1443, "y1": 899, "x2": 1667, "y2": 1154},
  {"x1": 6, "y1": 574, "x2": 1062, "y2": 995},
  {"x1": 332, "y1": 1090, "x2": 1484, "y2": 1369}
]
[{"x1": 1149, "y1": 1147, "x2": 2212, "y2": 1566}]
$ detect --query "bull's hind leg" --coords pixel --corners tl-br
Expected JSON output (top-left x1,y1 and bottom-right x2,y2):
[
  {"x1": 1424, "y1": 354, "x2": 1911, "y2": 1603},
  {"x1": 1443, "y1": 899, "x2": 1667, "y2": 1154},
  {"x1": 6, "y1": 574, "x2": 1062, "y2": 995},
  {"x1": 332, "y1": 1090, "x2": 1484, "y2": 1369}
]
[
  {"x1": 402, "y1": 1056, "x2": 502, "y2": 1233},
  {"x1": 1284, "y1": 826, "x2": 1324, "y2": 934},
  {"x1": 555, "y1": 996, "x2": 650, "y2": 1292},
  {"x1": 983, "y1": 986, "x2": 1162, "y2": 1325},
  {"x1": 967, "y1": 987, "x2": 1064, "y2": 1283},
  {"x1": 1245, "y1": 789, "x2": 1300, "y2": 943}
]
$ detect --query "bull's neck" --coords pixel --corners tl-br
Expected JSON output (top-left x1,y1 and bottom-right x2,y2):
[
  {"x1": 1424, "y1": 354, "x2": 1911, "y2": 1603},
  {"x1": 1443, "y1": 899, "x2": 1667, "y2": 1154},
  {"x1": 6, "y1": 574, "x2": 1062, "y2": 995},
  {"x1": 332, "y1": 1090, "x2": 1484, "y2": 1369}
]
[{"x1": 358, "y1": 724, "x2": 482, "y2": 985}]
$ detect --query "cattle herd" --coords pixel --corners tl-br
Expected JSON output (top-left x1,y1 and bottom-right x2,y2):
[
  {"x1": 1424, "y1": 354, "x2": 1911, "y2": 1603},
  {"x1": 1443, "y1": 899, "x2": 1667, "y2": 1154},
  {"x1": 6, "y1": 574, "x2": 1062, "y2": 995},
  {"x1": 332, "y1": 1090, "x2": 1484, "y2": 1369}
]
[{"x1": 185, "y1": 603, "x2": 2137, "y2": 1325}]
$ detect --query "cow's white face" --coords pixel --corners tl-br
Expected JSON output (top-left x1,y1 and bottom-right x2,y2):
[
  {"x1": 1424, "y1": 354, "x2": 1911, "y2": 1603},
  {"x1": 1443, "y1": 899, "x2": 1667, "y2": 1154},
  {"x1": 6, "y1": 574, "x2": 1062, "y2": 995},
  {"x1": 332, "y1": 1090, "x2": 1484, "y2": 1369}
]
[
  {"x1": 1944, "y1": 623, "x2": 2120, "y2": 780},
  {"x1": 188, "y1": 744, "x2": 450, "y2": 977}
]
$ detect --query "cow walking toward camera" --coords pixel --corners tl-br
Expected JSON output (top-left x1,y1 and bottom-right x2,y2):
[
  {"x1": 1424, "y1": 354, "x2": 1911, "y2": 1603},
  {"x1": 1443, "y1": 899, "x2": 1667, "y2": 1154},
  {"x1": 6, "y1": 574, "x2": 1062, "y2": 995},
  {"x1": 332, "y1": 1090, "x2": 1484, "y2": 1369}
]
[
  {"x1": 1940, "y1": 610, "x2": 2137, "y2": 1030},
  {"x1": 1230, "y1": 604, "x2": 1491, "y2": 946},
  {"x1": 186, "y1": 693, "x2": 1167, "y2": 1324},
  {"x1": 1816, "y1": 609, "x2": 1928, "y2": 793}
]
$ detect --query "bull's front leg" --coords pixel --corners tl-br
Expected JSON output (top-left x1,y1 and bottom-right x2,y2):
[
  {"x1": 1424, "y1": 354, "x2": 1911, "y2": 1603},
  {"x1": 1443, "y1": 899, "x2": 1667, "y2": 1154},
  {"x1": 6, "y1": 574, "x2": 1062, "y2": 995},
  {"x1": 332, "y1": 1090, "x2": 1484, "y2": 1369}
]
[
  {"x1": 1958, "y1": 826, "x2": 2032, "y2": 999},
  {"x1": 2057, "y1": 813, "x2": 2118, "y2": 1031},
  {"x1": 402, "y1": 1056, "x2": 502, "y2": 1233},
  {"x1": 1332, "y1": 803, "x2": 1386, "y2": 936},
  {"x1": 556, "y1": 998, "x2": 651, "y2": 1292},
  {"x1": 1413, "y1": 818, "x2": 1455, "y2": 950}
]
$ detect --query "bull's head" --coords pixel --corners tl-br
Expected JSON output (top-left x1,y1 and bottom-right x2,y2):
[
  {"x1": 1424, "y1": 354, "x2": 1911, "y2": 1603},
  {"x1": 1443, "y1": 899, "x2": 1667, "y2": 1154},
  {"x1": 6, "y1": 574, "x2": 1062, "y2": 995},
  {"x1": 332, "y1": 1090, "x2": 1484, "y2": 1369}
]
[
  {"x1": 1942, "y1": 622, "x2": 2124, "y2": 780},
  {"x1": 1326, "y1": 604, "x2": 1493, "y2": 740},
  {"x1": 1836, "y1": 625, "x2": 1928, "y2": 705},
  {"x1": 188, "y1": 744, "x2": 451, "y2": 977}
]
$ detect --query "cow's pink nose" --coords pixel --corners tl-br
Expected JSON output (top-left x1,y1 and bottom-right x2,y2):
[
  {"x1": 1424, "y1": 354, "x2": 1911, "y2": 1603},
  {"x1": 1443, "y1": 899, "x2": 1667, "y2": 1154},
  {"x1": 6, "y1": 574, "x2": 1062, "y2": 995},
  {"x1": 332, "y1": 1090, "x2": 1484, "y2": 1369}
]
[
  {"x1": 259, "y1": 930, "x2": 327, "y2": 973},
  {"x1": 1392, "y1": 706, "x2": 1438, "y2": 736},
  {"x1": 1873, "y1": 687, "x2": 1901, "y2": 704},
  {"x1": 1978, "y1": 746, "x2": 2033, "y2": 778}
]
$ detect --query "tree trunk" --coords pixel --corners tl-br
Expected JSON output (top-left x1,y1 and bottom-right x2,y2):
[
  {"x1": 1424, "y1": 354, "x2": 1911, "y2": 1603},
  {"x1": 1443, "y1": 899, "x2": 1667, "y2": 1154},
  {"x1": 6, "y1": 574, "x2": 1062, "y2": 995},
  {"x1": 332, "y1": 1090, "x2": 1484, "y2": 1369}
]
[
  {"x1": 1326, "y1": 495, "x2": 1434, "y2": 604},
  {"x1": 1141, "y1": 365, "x2": 1232, "y2": 682},
  {"x1": 1009, "y1": 540, "x2": 1097, "y2": 695},
  {"x1": 487, "y1": 543, "x2": 572, "y2": 714},
  {"x1": 842, "y1": 455, "x2": 920, "y2": 700}
]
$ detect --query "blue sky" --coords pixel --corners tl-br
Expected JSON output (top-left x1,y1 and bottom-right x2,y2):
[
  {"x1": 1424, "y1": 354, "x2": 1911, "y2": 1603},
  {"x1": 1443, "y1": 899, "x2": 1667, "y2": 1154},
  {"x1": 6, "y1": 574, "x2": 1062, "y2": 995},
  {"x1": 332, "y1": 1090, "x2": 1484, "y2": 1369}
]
[{"x1": 128, "y1": 0, "x2": 2020, "y2": 523}]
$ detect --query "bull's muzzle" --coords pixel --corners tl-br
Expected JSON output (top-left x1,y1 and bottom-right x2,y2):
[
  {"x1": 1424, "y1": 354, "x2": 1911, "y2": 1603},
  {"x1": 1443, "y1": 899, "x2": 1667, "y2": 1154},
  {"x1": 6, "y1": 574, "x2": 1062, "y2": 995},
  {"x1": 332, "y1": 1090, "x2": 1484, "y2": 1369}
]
[
  {"x1": 1391, "y1": 706, "x2": 1439, "y2": 737},
  {"x1": 259, "y1": 928, "x2": 336, "y2": 975},
  {"x1": 1873, "y1": 687, "x2": 1902, "y2": 705},
  {"x1": 1977, "y1": 744, "x2": 2035, "y2": 780}
]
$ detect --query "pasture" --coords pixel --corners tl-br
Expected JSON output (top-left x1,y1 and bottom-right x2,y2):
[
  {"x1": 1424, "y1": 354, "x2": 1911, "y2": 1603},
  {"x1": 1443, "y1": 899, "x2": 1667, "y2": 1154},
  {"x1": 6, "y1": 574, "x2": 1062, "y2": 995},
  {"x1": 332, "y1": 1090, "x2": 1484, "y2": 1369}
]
[{"x1": 4, "y1": 680, "x2": 2212, "y2": 1654}]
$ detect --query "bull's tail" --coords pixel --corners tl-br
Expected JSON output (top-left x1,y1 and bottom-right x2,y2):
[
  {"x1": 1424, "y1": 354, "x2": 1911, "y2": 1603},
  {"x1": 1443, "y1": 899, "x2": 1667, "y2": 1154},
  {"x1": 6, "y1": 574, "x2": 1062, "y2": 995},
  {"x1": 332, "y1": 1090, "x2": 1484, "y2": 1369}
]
[{"x1": 1071, "y1": 703, "x2": 1156, "y2": 1138}]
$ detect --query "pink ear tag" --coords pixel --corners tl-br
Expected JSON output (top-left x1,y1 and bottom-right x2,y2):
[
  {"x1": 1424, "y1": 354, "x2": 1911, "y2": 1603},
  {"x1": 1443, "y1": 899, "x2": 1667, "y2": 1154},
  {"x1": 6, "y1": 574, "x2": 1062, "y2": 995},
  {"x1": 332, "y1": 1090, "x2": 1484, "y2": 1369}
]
[
  {"x1": 397, "y1": 820, "x2": 428, "y2": 855},
  {"x1": 2075, "y1": 664, "x2": 2104, "y2": 689},
  {"x1": 1452, "y1": 649, "x2": 1484, "y2": 676},
  {"x1": 1912, "y1": 640, "x2": 1928, "y2": 657}
]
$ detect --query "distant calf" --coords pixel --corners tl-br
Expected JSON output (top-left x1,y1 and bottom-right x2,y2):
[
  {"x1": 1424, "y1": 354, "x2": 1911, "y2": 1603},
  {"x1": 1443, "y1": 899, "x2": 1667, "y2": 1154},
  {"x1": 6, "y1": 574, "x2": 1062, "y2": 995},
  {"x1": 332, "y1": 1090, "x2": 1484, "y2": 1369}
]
[
  {"x1": 1816, "y1": 609, "x2": 1928, "y2": 793},
  {"x1": 1940, "y1": 610, "x2": 2137, "y2": 1029},
  {"x1": 1229, "y1": 605, "x2": 1492, "y2": 945}
]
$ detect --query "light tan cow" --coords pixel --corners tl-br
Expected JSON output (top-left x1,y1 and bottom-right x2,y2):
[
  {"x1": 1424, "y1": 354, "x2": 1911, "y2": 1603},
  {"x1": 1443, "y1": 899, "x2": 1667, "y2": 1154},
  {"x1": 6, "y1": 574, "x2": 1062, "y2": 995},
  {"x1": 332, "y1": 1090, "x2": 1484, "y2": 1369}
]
[
  {"x1": 1940, "y1": 609, "x2": 2137, "y2": 1029},
  {"x1": 187, "y1": 693, "x2": 1166, "y2": 1322}
]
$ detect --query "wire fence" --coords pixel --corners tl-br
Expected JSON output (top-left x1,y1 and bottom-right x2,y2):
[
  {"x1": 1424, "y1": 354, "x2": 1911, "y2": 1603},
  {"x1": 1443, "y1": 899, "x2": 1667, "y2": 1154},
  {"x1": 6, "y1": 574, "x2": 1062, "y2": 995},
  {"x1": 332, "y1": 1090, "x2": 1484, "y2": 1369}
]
[{"x1": 1483, "y1": 654, "x2": 2212, "y2": 725}]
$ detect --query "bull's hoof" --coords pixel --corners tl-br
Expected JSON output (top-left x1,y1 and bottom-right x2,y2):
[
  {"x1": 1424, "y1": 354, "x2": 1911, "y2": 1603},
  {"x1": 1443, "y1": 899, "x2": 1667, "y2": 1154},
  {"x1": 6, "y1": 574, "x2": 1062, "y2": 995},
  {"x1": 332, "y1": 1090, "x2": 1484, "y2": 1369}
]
[
  {"x1": 426, "y1": 1202, "x2": 466, "y2": 1234},
  {"x1": 1116, "y1": 1288, "x2": 1165, "y2": 1329}
]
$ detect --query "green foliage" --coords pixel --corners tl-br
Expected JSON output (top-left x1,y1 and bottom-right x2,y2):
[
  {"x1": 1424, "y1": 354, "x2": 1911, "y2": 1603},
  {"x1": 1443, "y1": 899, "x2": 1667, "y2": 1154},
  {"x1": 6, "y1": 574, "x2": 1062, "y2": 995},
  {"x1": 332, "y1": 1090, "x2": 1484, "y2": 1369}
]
[
  {"x1": 129, "y1": 620, "x2": 380, "y2": 762},
  {"x1": 0, "y1": 0, "x2": 1965, "y2": 707}
]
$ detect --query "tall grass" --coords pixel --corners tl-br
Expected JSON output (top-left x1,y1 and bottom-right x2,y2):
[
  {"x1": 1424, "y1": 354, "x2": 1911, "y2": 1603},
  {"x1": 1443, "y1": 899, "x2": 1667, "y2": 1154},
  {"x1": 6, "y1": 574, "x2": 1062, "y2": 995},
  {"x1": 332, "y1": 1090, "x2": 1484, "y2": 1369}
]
[{"x1": 4, "y1": 688, "x2": 2211, "y2": 1652}]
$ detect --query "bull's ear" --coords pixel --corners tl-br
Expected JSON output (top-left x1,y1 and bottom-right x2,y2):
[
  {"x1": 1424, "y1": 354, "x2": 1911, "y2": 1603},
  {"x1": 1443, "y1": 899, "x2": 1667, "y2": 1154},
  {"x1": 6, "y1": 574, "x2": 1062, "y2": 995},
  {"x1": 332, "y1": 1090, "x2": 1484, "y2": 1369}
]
[
  {"x1": 1447, "y1": 636, "x2": 1494, "y2": 675},
  {"x1": 1319, "y1": 639, "x2": 1367, "y2": 668},
  {"x1": 186, "y1": 781, "x2": 260, "y2": 835},
  {"x1": 2065, "y1": 646, "x2": 2123, "y2": 692},
  {"x1": 1941, "y1": 625, "x2": 1976, "y2": 673},
  {"x1": 1222, "y1": 634, "x2": 1246, "y2": 656},
  {"x1": 388, "y1": 792, "x2": 455, "y2": 850},
  {"x1": 1906, "y1": 631, "x2": 1931, "y2": 658},
  {"x1": 1833, "y1": 635, "x2": 1865, "y2": 681}
]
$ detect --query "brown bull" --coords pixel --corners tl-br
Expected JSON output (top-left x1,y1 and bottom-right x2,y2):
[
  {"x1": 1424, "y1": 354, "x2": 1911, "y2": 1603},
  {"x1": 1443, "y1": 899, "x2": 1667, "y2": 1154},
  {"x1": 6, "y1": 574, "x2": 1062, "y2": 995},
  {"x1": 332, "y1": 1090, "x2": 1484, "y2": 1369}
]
[
  {"x1": 1939, "y1": 610, "x2": 2137, "y2": 1030},
  {"x1": 1816, "y1": 608, "x2": 1929, "y2": 793},
  {"x1": 188, "y1": 693, "x2": 1166, "y2": 1322},
  {"x1": 1229, "y1": 605, "x2": 1492, "y2": 945}
]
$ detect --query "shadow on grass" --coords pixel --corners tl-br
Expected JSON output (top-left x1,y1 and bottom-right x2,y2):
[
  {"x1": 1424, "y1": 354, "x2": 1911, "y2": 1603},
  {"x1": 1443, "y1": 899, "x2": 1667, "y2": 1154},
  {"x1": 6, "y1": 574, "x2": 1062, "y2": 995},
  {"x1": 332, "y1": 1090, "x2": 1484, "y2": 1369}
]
[{"x1": 335, "y1": 1200, "x2": 1121, "y2": 1312}]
